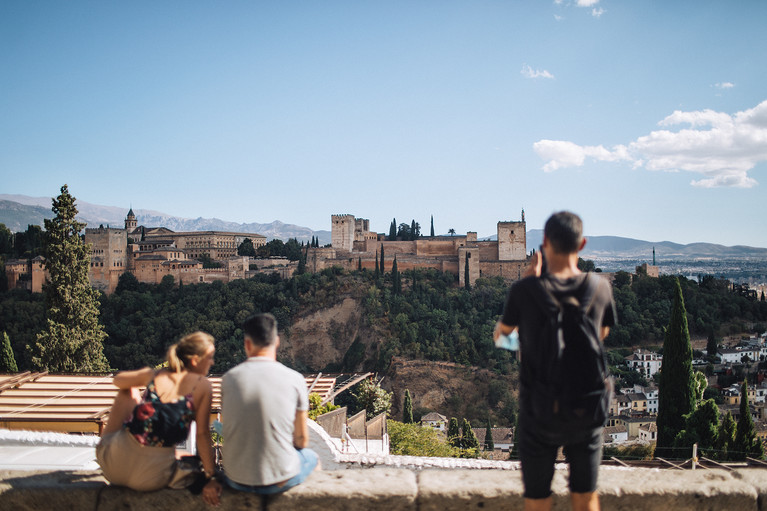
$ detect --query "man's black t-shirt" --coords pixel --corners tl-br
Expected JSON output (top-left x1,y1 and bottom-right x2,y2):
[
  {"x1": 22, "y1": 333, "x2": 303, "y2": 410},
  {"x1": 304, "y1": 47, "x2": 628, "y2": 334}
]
[{"x1": 501, "y1": 272, "x2": 617, "y2": 417}]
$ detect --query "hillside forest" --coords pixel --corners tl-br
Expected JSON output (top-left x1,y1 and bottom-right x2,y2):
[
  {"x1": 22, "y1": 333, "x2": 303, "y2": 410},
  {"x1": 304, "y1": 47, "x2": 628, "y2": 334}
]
[{"x1": 2, "y1": 264, "x2": 767, "y2": 425}]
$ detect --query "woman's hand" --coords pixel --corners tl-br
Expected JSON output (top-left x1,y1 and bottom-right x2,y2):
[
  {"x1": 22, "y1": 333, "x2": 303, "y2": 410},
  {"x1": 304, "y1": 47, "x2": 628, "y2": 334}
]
[{"x1": 201, "y1": 478, "x2": 222, "y2": 506}]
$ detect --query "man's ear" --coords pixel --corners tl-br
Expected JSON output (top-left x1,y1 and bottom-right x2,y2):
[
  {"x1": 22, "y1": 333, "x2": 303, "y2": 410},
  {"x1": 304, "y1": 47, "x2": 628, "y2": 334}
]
[
  {"x1": 578, "y1": 237, "x2": 587, "y2": 252},
  {"x1": 244, "y1": 336, "x2": 253, "y2": 354}
]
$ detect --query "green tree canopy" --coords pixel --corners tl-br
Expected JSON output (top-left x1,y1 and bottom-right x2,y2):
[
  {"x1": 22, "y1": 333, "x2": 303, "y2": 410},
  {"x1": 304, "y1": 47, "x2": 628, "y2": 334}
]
[
  {"x1": 30, "y1": 185, "x2": 109, "y2": 372},
  {"x1": 237, "y1": 238, "x2": 256, "y2": 257},
  {"x1": 354, "y1": 379, "x2": 393, "y2": 420}
]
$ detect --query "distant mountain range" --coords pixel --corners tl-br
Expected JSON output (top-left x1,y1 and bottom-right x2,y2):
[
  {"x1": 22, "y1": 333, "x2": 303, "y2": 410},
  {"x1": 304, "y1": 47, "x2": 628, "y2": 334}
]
[
  {"x1": 3, "y1": 194, "x2": 767, "y2": 260},
  {"x1": 525, "y1": 230, "x2": 767, "y2": 260},
  {"x1": 0, "y1": 195, "x2": 332, "y2": 245}
]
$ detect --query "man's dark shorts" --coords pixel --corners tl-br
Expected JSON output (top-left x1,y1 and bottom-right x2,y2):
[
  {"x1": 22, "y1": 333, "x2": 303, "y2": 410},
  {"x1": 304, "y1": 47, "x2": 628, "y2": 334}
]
[{"x1": 518, "y1": 413, "x2": 603, "y2": 499}]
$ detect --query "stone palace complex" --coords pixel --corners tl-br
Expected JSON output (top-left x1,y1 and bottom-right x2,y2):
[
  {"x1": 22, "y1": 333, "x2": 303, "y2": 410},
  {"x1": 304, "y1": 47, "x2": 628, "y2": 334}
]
[{"x1": 6, "y1": 210, "x2": 531, "y2": 293}]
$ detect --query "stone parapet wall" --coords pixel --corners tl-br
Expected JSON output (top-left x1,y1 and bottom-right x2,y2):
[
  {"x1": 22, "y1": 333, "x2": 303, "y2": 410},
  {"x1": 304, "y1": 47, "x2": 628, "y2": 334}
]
[{"x1": 2, "y1": 467, "x2": 766, "y2": 511}]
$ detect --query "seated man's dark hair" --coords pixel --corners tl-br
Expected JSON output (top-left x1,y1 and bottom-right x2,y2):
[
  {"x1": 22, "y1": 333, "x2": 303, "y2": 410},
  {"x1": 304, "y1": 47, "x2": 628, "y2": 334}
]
[
  {"x1": 544, "y1": 211, "x2": 584, "y2": 254},
  {"x1": 243, "y1": 313, "x2": 278, "y2": 348}
]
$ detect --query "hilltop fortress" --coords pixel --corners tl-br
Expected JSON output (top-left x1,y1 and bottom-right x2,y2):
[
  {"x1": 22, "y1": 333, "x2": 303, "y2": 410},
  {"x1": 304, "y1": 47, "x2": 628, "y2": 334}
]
[
  {"x1": 308, "y1": 213, "x2": 530, "y2": 286},
  {"x1": 6, "y1": 210, "x2": 531, "y2": 293}
]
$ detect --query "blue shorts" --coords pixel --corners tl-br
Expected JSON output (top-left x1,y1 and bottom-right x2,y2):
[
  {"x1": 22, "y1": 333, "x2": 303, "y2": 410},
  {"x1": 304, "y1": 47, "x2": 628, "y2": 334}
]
[
  {"x1": 223, "y1": 448, "x2": 318, "y2": 495},
  {"x1": 518, "y1": 414, "x2": 603, "y2": 499}
]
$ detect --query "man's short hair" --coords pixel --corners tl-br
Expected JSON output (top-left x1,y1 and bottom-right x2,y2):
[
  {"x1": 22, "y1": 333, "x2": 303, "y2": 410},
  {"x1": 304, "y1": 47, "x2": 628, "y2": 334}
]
[
  {"x1": 243, "y1": 313, "x2": 278, "y2": 348},
  {"x1": 544, "y1": 211, "x2": 584, "y2": 254}
]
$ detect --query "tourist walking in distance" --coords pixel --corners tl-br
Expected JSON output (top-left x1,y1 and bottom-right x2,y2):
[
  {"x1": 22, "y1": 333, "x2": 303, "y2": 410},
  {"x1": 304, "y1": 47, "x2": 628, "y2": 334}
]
[{"x1": 494, "y1": 211, "x2": 616, "y2": 511}]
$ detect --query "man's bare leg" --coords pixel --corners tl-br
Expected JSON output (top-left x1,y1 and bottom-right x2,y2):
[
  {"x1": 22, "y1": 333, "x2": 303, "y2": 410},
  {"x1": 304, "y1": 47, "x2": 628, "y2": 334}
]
[
  {"x1": 524, "y1": 497, "x2": 552, "y2": 511},
  {"x1": 101, "y1": 388, "x2": 141, "y2": 436},
  {"x1": 571, "y1": 491, "x2": 599, "y2": 511}
]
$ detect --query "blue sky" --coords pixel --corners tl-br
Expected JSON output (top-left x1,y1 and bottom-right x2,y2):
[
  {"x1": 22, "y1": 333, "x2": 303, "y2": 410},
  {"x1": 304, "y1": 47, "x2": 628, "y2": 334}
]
[{"x1": 2, "y1": 1, "x2": 766, "y2": 247}]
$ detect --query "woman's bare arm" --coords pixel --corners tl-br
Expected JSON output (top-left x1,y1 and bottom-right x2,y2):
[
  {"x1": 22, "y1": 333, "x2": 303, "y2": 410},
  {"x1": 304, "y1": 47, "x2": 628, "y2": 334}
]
[{"x1": 112, "y1": 367, "x2": 155, "y2": 390}]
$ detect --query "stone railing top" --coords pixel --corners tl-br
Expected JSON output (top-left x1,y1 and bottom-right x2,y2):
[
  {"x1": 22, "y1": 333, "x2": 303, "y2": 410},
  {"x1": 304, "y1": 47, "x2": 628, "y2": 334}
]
[{"x1": 2, "y1": 466, "x2": 767, "y2": 511}]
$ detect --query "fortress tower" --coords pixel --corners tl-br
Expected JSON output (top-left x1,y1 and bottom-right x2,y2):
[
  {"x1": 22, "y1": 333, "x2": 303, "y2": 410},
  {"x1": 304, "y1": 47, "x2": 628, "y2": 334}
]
[
  {"x1": 331, "y1": 214, "x2": 356, "y2": 252},
  {"x1": 497, "y1": 220, "x2": 526, "y2": 261}
]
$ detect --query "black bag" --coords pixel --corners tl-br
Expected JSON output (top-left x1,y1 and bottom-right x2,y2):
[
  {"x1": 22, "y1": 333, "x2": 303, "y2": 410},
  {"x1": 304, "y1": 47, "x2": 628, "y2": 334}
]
[{"x1": 526, "y1": 273, "x2": 612, "y2": 430}]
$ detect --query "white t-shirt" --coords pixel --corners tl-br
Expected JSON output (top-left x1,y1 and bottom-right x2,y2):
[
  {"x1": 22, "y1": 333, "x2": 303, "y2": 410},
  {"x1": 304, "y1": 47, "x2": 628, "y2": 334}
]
[{"x1": 221, "y1": 357, "x2": 308, "y2": 486}]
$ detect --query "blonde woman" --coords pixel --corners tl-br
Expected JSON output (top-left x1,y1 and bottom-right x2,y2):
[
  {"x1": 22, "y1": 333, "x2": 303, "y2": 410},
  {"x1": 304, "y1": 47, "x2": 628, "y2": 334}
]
[{"x1": 97, "y1": 332, "x2": 217, "y2": 492}]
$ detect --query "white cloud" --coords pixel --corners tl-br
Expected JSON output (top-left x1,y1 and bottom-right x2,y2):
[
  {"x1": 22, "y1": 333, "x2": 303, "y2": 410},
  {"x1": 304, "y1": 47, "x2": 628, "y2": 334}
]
[
  {"x1": 532, "y1": 100, "x2": 767, "y2": 188},
  {"x1": 521, "y1": 64, "x2": 554, "y2": 79},
  {"x1": 554, "y1": 14, "x2": 564, "y2": 21},
  {"x1": 714, "y1": 82, "x2": 735, "y2": 89},
  {"x1": 591, "y1": 7, "x2": 605, "y2": 17},
  {"x1": 576, "y1": 0, "x2": 600, "y2": 6}
]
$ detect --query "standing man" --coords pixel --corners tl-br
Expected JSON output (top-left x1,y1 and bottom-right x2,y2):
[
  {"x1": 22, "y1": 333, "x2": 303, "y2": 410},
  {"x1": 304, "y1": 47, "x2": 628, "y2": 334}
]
[
  {"x1": 494, "y1": 212, "x2": 616, "y2": 511},
  {"x1": 202, "y1": 313, "x2": 318, "y2": 506}
]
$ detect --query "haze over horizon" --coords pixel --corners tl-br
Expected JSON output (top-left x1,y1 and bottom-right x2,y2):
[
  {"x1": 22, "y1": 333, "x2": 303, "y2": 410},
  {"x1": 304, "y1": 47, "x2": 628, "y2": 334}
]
[{"x1": 2, "y1": 2, "x2": 766, "y2": 247}]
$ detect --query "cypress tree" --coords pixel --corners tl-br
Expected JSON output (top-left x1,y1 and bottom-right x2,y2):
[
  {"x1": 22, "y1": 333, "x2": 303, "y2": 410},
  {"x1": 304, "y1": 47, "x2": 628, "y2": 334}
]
[
  {"x1": 410, "y1": 219, "x2": 417, "y2": 241},
  {"x1": 374, "y1": 251, "x2": 380, "y2": 280},
  {"x1": 430, "y1": 215, "x2": 435, "y2": 237},
  {"x1": 461, "y1": 418, "x2": 479, "y2": 450},
  {"x1": 716, "y1": 412, "x2": 737, "y2": 461},
  {"x1": 733, "y1": 379, "x2": 764, "y2": 460},
  {"x1": 389, "y1": 219, "x2": 397, "y2": 240},
  {"x1": 403, "y1": 389, "x2": 414, "y2": 424},
  {"x1": 484, "y1": 419, "x2": 494, "y2": 451},
  {"x1": 464, "y1": 252, "x2": 471, "y2": 290},
  {"x1": 1, "y1": 332, "x2": 18, "y2": 372},
  {"x1": 358, "y1": 257, "x2": 362, "y2": 271},
  {"x1": 447, "y1": 417, "x2": 461, "y2": 448},
  {"x1": 656, "y1": 278, "x2": 695, "y2": 457},
  {"x1": 380, "y1": 245, "x2": 385, "y2": 274},
  {"x1": 392, "y1": 256, "x2": 401, "y2": 295},
  {"x1": 31, "y1": 185, "x2": 109, "y2": 372}
]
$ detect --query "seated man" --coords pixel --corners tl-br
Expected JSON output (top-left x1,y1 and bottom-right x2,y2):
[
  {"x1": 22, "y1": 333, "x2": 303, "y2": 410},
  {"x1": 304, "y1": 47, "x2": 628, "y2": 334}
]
[{"x1": 202, "y1": 313, "x2": 319, "y2": 506}]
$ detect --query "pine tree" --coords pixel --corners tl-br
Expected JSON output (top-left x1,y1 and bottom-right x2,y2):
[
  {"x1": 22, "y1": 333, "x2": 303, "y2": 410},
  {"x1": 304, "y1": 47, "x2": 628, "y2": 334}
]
[
  {"x1": 461, "y1": 418, "x2": 479, "y2": 450},
  {"x1": 656, "y1": 278, "x2": 695, "y2": 457},
  {"x1": 430, "y1": 215, "x2": 435, "y2": 237},
  {"x1": 31, "y1": 185, "x2": 109, "y2": 372},
  {"x1": 447, "y1": 417, "x2": 461, "y2": 448},
  {"x1": 1, "y1": 332, "x2": 18, "y2": 372},
  {"x1": 484, "y1": 419, "x2": 494, "y2": 451},
  {"x1": 403, "y1": 389, "x2": 414, "y2": 424},
  {"x1": 733, "y1": 379, "x2": 764, "y2": 460}
]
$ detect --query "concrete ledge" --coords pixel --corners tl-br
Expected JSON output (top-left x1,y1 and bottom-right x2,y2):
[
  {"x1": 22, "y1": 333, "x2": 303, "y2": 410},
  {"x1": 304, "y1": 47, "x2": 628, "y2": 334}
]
[{"x1": 2, "y1": 467, "x2": 766, "y2": 511}]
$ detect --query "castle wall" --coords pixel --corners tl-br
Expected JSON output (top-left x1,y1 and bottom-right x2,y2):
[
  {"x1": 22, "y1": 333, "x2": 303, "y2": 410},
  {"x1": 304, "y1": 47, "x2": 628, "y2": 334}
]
[
  {"x1": 479, "y1": 260, "x2": 528, "y2": 281},
  {"x1": 497, "y1": 222, "x2": 526, "y2": 261}
]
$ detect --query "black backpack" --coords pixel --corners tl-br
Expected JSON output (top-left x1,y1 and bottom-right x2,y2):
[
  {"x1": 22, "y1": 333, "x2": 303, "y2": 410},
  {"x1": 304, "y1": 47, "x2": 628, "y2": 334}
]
[{"x1": 526, "y1": 273, "x2": 612, "y2": 430}]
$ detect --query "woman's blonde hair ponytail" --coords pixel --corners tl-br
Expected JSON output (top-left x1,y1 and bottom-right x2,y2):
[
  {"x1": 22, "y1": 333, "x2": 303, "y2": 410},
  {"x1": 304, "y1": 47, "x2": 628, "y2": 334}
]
[{"x1": 165, "y1": 332, "x2": 215, "y2": 372}]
